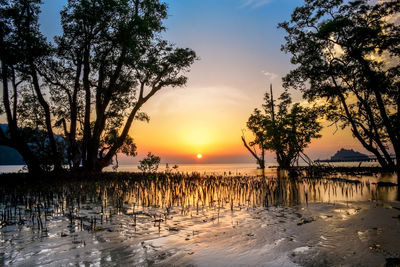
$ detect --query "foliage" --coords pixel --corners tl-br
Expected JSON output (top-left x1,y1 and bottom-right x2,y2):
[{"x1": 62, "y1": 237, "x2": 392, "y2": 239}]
[
  {"x1": 0, "y1": 0, "x2": 62, "y2": 173},
  {"x1": 138, "y1": 152, "x2": 160, "y2": 172},
  {"x1": 49, "y1": 0, "x2": 196, "y2": 171},
  {"x1": 244, "y1": 87, "x2": 322, "y2": 169},
  {"x1": 1, "y1": 0, "x2": 196, "y2": 173},
  {"x1": 164, "y1": 163, "x2": 179, "y2": 173},
  {"x1": 279, "y1": 0, "x2": 400, "y2": 172}
]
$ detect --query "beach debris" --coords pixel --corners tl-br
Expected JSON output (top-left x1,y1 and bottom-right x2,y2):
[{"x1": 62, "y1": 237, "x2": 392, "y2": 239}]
[
  {"x1": 297, "y1": 217, "x2": 315, "y2": 226},
  {"x1": 61, "y1": 232, "x2": 68, "y2": 237},
  {"x1": 369, "y1": 243, "x2": 383, "y2": 252}
]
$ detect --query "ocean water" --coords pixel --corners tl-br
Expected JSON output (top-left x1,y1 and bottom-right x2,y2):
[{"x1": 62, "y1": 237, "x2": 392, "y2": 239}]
[
  {"x1": 0, "y1": 161, "x2": 381, "y2": 175},
  {"x1": 0, "y1": 165, "x2": 27, "y2": 173},
  {"x1": 0, "y1": 163, "x2": 264, "y2": 175},
  {"x1": 105, "y1": 163, "x2": 263, "y2": 175}
]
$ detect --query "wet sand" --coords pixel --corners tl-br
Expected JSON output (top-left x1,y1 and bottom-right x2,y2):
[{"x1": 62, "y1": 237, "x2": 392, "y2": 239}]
[
  {"x1": 157, "y1": 201, "x2": 400, "y2": 266},
  {"x1": 1, "y1": 174, "x2": 399, "y2": 266}
]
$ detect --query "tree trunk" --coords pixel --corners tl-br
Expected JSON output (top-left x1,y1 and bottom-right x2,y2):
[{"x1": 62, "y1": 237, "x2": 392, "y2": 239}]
[
  {"x1": 241, "y1": 135, "x2": 265, "y2": 171},
  {"x1": 90, "y1": 86, "x2": 157, "y2": 172},
  {"x1": 396, "y1": 155, "x2": 399, "y2": 186},
  {"x1": 69, "y1": 56, "x2": 82, "y2": 169},
  {"x1": 277, "y1": 155, "x2": 291, "y2": 170},
  {"x1": 82, "y1": 46, "x2": 92, "y2": 169},
  {"x1": 1, "y1": 61, "x2": 43, "y2": 175},
  {"x1": 334, "y1": 78, "x2": 395, "y2": 170},
  {"x1": 14, "y1": 142, "x2": 43, "y2": 175},
  {"x1": 30, "y1": 65, "x2": 63, "y2": 172}
]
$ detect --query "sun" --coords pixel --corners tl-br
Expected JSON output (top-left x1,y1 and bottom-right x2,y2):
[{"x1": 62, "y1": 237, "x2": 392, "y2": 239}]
[{"x1": 196, "y1": 153, "x2": 203, "y2": 159}]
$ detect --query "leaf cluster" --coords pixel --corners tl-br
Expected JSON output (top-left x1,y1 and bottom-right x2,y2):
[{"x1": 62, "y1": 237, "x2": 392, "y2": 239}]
[
  {"x1": 138, "y1": 152, "x2": 160, "y2": 172},
  {"x1": 247, "y1": 90, "x2": 322, "y2": 168},
  {"x1": 279, "y1": 0, "x2": 399, "y2": 167}
]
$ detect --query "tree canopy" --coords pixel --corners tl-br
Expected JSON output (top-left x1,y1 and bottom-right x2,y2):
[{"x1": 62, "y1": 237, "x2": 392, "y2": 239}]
[
  {"x1": 243, "y1": 86, "x2": 321, "y2": 170},
  {"x1": 138, "y1": 152, "x2": 160, "y2": 173},
  {"x1": 0, "y1": 0, "x2": 197, "y2": 173},
  {"x1": 279, "y1": 0, "x2": 399, "y2": 175},
  {"x1": 0, "y1": 0, "x2": 62, "y2": 173}
]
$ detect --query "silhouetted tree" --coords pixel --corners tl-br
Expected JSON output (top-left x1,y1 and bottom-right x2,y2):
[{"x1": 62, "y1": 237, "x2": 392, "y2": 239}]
[
  {"x1": 241, "y1": 112, "x2": 266, "y2": 170},
  {"x1": 1, "y1": 0, "x2": 196, "y2": 173},
  {"x1": 279, "y1": 0, "x2": 399, "y2": 178},
  {"x1": 0, "y1": 0, "x2": 63, "y2": 173},
  {"x1": 138, "y1": 152, "x2": 160, "y2": 173},
  {"x1": 46, "y1": 0, "x2": 196, "y2": 172},
  {"x1": 243, "y1": 85, "x2": 322, "y2": 170}
]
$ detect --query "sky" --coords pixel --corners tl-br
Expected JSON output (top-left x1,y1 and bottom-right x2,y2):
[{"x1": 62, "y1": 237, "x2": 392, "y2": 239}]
[{"x1": 37, "y1": 0, "x2": 365, "y2": 164}]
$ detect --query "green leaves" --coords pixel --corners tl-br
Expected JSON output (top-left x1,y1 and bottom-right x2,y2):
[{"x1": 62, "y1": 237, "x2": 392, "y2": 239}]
[
  {"x1": 280, "y1": 0, "x2": 399, "y2": 170},
  {"x1": 134, "y1": 112, "x2": 150, "y2": 123},
  {"x1": 50, "y1": 0, "x2": 196, "y2": 170},
  {"x1": 1, "y1": 0, "x2": 197, "y2": 172},
  {"x1": 245, "y1": 89, "x2": 322, "y2": 169},
  {"x1": 138, "y1": 152, "x2": 160, "y2": 172}
]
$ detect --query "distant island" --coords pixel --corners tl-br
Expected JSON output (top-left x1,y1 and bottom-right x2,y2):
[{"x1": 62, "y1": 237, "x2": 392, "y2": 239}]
[
  {"x1": 315, "y1": 148, "x2": 370, "y2": 163},
  {"x1": 316, "y1": 148, "x2": 373, "y2": 162},
  {"x1": 0, "y1": 146, "x2": 24, "y2": 165},
  {"x1": 0, "y1": 124, "x2": 24, "y2": 165},
  {"x1": 331, "y1": 148, "x2": 369, "y2": 161}
]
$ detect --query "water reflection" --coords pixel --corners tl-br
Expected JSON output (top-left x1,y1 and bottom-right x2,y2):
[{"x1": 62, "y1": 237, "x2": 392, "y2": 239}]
[
  {"x1": 0, "y1": 173, "x2": 398, "y2": 265},
  {"x1": 1, "y1": 173, "x2": 398, "y2": 227}
]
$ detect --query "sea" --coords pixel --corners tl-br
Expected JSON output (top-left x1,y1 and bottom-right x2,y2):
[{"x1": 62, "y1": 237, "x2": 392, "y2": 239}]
[
  {"x1": 0, "y1": 163, "x2": 261, "y2": 175},
  {"x1": 0, "y1": 161, "x2": 382, "y2": 175}
]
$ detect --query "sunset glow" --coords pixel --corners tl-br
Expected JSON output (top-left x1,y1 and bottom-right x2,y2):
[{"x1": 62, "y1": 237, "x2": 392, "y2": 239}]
[
  {"x1": 3, "y1": 0, "x2": 397, "y2": 265},
  {"x1": 36, "y1": 0, "x2": 372, "y2": 165}
]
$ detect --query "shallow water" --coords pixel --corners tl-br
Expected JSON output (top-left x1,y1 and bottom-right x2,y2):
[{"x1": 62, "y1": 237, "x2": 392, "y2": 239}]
[
  {"x1": 0, "y1": 163, "x2": 265, "y2": 176},
  {"x1": 0, "y1": 173, "x2": 399, "y2": 266},
  {"x1": 1, "y1": 161, "x2": 382, "y2": 175}
]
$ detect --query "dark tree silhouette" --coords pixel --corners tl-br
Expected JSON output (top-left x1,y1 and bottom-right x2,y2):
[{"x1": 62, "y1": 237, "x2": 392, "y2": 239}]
[
  {"x1": 1, "y1": 0, "x2": 196, "y2": 173},
  {"x1": 138, "y1": 152, "x2": 161, "y2": 173},
  {"x1": 279, "y1": 0, "x2": 399, "y2": 178},
  {"x1": 243, "y1": 85, "x2": 321, "y2": 170},
  {"x1": 49, "y1": 0, "x2": 196, "y2": 172},
  {"x1": 241, "y1": 112, "x2": 266, "y2": 170},
  {"x1": 0, "y1": 0, "x2": 63, "y2": 173}
]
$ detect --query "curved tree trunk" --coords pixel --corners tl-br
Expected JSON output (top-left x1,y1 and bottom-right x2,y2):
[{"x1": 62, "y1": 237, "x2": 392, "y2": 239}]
[
  {"x1": 29, "y1": 64, "x2": 63, "y2": 172},
  {"x1": 334, "y1": 78, "x2": 395, "y2": 171},
  {"x1": 241, "y1": 135, "x2": 265, "y2": 171},
  {"x1": 14, "y1": 142, "x2": 43, "y2": 175}
]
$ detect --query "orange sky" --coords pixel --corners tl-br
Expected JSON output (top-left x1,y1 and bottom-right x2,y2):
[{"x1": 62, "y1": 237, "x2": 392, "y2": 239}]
[
  {"x1": 20, "y1": 0, "x2": 372, "y2": 165},
  {"x1": 118, "y1": 0, "x2": 370, "y2": 164},
  {"x1": 127, "y1": 86, "x2": 365, "y2": 164}
]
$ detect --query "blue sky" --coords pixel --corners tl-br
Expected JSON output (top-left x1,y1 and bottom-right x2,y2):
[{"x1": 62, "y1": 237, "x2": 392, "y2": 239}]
[{"x1": 40, "y1": 0, "x2": 300, "y2": 93}]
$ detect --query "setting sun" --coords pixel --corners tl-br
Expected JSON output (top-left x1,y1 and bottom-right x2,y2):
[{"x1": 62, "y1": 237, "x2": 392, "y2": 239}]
[{"x1": 197, "y1": 154, "x2": 203, "y2": 159}]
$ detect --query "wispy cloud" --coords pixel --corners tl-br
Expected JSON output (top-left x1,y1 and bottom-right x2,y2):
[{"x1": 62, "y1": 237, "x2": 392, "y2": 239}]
[
  {"x1": 240, "y1": 0, "x2": 273, "y2": 8},
  {"x1": 261, "y1": 71, "x2": 279, "y2": 80}
]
